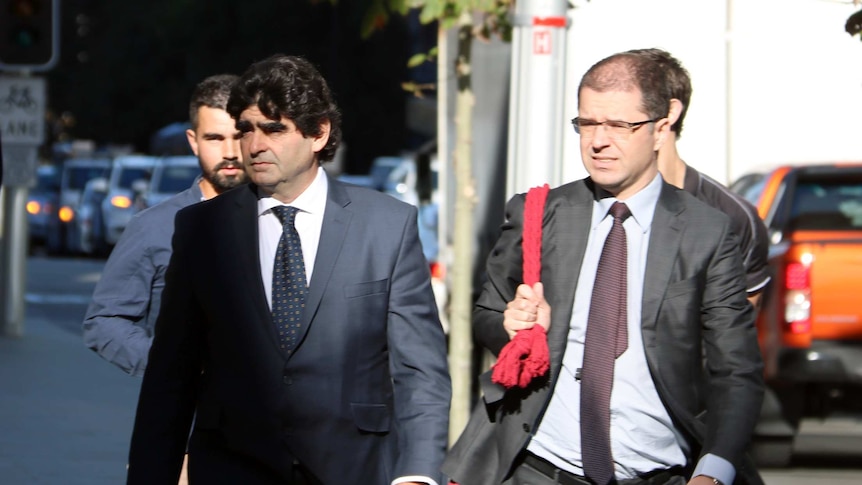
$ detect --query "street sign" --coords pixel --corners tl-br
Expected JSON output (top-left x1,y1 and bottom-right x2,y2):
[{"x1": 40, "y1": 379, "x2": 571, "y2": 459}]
[{"x1": 0, "y1": 75, "x2": 46, "y2": 145}]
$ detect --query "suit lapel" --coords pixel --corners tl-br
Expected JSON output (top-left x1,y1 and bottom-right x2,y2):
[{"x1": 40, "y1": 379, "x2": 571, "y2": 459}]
[
  {"x1": 294, "y1": 176, "x2": 352, "y2": 348},
  {"x1": 545, "y1": 181, "x2": 593, "y2": 376},
  {"x1": 232, "y1": 185, "x2": 284, "y2": 353},
  {"x1": 641, "y1": 183, "x2": 685, "y2": 337}
]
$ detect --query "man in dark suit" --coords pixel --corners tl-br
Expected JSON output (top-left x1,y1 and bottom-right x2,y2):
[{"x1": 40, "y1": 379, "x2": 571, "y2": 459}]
[
  {"x1": 127, "y1": 55, "x2": 451, "y2": 485},
  {"x1": 443, "y1": 51, "x2": 764, "y2": 485}
]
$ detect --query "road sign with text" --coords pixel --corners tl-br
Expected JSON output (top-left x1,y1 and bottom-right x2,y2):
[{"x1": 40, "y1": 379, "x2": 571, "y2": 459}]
[{"x1": 0, "y1": 75, "x2": 46, "y2": 145}]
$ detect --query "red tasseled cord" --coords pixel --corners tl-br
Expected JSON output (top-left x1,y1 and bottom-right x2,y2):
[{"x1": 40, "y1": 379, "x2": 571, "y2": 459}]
[{"x1": 491, "y1": 184, "x2": 550, "y2": 389}]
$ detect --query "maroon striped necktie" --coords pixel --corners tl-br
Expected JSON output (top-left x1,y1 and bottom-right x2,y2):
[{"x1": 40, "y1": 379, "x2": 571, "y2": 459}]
[{"x1": 580, "y1": 201, "x2": 631, "y2": 485}]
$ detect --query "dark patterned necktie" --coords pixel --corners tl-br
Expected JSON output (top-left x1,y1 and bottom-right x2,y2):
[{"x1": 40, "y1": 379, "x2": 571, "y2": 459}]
[
  {"x1": 581, "y1": 201, "x2": 631, "y2": 485},
  {"x1": 271, "y1": 206, "x2": 307, "y2": 353}
]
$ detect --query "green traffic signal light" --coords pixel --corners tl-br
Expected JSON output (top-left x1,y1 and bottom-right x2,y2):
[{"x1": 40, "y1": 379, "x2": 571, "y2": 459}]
[
  {"x1": 11, "y1": 26, "x2": 39, "y2": 48},
  {"x1": 0, "y1": 0, "x2": 58, "y2": 70}
]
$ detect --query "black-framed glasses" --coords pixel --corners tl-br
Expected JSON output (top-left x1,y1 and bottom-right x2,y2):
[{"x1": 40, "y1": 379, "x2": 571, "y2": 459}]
[{"x1": 571, "y1": 117, "x2": 662, "y2": 140}]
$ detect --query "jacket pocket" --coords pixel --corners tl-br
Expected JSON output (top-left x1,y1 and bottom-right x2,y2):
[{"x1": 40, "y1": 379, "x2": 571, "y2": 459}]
[
  {"x1": 350, "y1": 402, "x2": 391, "y2": 433},
  {"x1": 344, "y1": 279, "x2": 389, "y2": 299},
  {"x1": 664, "y1": 276, "x2": 698, "y2": 300}
]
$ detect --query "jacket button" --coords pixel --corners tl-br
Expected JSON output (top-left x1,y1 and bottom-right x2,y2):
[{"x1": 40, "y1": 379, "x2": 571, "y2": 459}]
[
  {"x1": 283, "y1": 375, "x2": 292, "y2": 385},
  {"x1": 522, "y1": 423, "x2": 530, "y2": 433}
]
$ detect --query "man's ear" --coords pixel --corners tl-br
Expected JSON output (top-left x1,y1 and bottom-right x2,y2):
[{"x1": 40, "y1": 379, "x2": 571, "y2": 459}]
[
  {"x1": 311, "y1": 120, "x2": 331, "y2": 153},
  {"x1": 185, "y1": 128, "x2": 200, "y2": 157},
  {"x1": 653, "y1": 115, "x2": 673, "y2": 152},
  {"x1": 667, "y1": 98, "x2": 684, "y2": 127}
]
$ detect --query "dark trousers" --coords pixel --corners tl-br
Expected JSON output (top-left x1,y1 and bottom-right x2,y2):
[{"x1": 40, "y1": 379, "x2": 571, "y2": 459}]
[{"x1": 503, "y1": 452, "x2": 686, "y2": 485}]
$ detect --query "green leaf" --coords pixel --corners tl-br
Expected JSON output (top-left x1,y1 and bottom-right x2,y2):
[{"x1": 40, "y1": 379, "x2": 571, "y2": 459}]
[{"x1": 407, "y1": 53, "x2": 428, "y2": 67}]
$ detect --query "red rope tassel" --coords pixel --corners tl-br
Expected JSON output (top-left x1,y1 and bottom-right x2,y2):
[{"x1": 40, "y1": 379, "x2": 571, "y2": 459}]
[{"x1": 491, "y1": 184, "x2": 550, "y2": 389}]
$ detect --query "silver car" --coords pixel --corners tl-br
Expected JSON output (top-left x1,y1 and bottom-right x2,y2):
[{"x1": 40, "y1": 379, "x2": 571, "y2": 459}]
[{"x1": 101, "y1": 155, "x2": 159, "y2": 246}]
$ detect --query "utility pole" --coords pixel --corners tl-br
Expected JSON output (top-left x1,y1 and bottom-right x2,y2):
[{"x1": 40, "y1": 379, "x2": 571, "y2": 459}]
[
  {"x1": 0, "y1": 74, "x2": 44, "y2": 336},
  {"x1": 506, "y1": 0, "x2": 570, "y2": 199},
  {"x1": 0, "y1": 0, "x2": 59, "y2": 336}
]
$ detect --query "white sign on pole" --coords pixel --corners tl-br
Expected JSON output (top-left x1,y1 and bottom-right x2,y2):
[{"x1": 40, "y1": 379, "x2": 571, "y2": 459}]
[{"x1": 0, "y1": 76, "x2": 46, "y2": 145}]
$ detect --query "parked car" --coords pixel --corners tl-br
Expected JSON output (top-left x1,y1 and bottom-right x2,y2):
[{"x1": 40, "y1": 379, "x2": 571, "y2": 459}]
[
  {"x1": 46, "y1": 157, "x2": 112, "y2": 255},
  {"x1": 731, "y1": 163, "x2": 862, "y2": 467},
  {"x1": 144, "y1": 155, "x2": 200, "y2": 208},
  {"x1": 26, "y1": 164, "x2": 61, "y2": 249},
  {"x1": 72, "y1": 177, "x2": 110, "y2": 256},
  {"x1": 101, "y1": 155, "x2": 159, "y2": 246}
]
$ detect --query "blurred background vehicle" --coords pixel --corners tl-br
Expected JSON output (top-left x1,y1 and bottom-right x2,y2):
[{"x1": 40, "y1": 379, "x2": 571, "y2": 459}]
[
  {"x1": 729, "y1": 172, "x2": 767, "y2": 206},
  {"x1": 101, "y1": 155, "x2": 159, "y2": 247},
  {"x1": 143, "y1": 155, "x2": 200, "y2": 208},
  {"x1": 70, "y1": 177, "x2": 110, "y2": 256},
  {"x1": 26, "y1": 164, "x2": 61, "y2": 251},
  {"x1": 380, "y1": 142, "x2": 448, "y2": 332},
  {"x1": 731, "y1": 163, "x2": 862, "y2": 467},
  {"x1": 369, "y1": 156, "x2": 405, "y2": 192},
  {"x1": 46, "y1": 157, "x2": 112, "y2": 255}
]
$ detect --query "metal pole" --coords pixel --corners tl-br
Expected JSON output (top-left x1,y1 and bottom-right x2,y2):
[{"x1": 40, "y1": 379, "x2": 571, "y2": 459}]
[
  {"x1": 506, "y1": 0, "x2": 570, "y2": 199},
  {"x1": 1, "y1": 184, "x2": 28, "y2": 337},
  {"x1": 0, "y1": 72, "x2": 46, "y2": 336}
]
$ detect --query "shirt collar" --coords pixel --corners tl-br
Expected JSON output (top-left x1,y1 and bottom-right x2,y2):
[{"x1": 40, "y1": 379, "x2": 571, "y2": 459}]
[
  {"x1": 591, "y1": 172, "x2": 663, "y2": 232},
  {"x1": 257, "y1": 166, "x2": 328, "y2": 216}
]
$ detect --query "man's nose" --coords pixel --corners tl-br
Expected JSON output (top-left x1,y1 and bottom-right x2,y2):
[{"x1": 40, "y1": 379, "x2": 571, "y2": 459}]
[
  {"x1": 245, "y1": 131, "x2": 266, "y2": 157},
  {"x1": 225, "y1": 138, "x2": 241, "y2": 161},
  {"x1": 591, "y1": 124, "x2": 613, "y2": 148}
]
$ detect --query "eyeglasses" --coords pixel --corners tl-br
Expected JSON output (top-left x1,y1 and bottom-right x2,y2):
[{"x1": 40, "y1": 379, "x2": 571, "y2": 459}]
[{"x1": 571, "y1": 117, "x2": 662, "y2": 140}]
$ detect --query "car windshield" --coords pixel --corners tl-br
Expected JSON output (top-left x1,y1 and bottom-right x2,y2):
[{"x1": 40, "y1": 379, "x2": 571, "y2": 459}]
[
  {"x1": 67, "y1": 166, "x2": 109, "y2": 190},
  {"x1": 35, "y1": 169, "x2": 59, "y2": 192},
  {"x1": 789, "y1": 175, "x2": 862, "y2": 231},
  {"x1": 157, "y1": 166, "x2": 200, "y2": 193},
  {"x1": 118, "y1": 167, "x2": 152, "y2": 189}
]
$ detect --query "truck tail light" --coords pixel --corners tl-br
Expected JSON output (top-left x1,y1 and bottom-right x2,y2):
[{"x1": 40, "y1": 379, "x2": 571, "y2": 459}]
[{"x1": 784, "y1": 262, "x2": 811, "y2": 334}]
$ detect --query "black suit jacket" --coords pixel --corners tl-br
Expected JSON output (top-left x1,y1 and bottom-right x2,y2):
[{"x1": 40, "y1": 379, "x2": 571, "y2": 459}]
[
  {"x1": 128, "y1": 176, "x2": 451, "y2": 484},
  {"x1": 443, "y1": 178, "x2": 764, "y2": 485}
]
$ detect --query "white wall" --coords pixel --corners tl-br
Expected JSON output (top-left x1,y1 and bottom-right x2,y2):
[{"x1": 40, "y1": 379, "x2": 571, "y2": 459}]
[{"x1": 561, "y1": 0, "x2": 862, "y2": 185}]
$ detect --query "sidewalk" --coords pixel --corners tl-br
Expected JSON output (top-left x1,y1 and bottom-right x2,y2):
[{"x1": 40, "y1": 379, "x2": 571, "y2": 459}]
[{"x1": 0, "y1": 314, "x2": 140, "y2": 484}]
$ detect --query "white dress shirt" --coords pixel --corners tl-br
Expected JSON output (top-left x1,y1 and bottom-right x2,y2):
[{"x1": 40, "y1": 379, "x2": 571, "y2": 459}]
[{"x1": 258, "y1": 167, "x2": 327, "y2": 309}]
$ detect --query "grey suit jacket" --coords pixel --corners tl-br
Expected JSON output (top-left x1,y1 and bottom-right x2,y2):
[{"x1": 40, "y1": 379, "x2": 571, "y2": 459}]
[
  {"x1": 128, "y1": 175, "x2": 451, "y2": 484},
  {"x1": 443, "y1": 178, "x2": 764, "y2": 485}
]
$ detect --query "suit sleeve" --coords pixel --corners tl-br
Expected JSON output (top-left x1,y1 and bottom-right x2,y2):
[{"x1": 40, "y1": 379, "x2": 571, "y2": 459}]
[
  {"x1": 473, "y1": 193, "x2": 528, "y2": 356},
  {"x1": 82, "y1": 213, "x2": 160, "y2": 376},
  {"x1": 700, "y1": 219, "x2": 765, "y2": 471},
  {"x1": 127, "y1": 209, "x2": 203, "y2": 484},
  {"x1": 387, "y1": 205, "x2": 452, "y2": 482}
]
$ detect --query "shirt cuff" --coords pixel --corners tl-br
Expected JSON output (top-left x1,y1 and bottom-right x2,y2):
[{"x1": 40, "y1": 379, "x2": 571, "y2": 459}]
[
  {"x1": 692, "y1": 453, "x2": 735, "y2": 485},
  {"x1": 391, "y1": 476, "x2": 438, "y2": 485}
]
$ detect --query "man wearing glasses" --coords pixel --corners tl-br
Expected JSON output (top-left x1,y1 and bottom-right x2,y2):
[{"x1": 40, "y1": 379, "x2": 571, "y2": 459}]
[{"x1": 443, "y1": 50, "x2": 764, "y2": 485}]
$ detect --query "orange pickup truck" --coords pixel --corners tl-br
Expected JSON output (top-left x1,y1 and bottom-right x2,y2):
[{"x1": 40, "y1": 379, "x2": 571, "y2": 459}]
[{"x1": 732, "y1": 163, "x2": 862, "y2": 466}]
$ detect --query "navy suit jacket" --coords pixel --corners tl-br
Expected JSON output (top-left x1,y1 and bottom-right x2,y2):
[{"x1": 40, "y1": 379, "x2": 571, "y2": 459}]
[
  {"x1": 442, "y1": 178, "x2": 764, "y2": 485},
  {"x1": 128, "y1": 176, "x2": 451, "y2": 484}
]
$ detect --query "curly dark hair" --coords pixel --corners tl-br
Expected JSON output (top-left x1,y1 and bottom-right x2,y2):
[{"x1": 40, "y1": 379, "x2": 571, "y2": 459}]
[
  {"x1": 188, "y1": 74, "x2": 239, "y2": 130},
  {"x1": 227, "y1": 55, "x2": 342, "y2": 163}
]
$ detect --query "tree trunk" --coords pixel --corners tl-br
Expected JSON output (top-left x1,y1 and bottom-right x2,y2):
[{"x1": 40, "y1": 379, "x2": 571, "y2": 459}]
[{"x1": 447, "y1": 10, "x2": 476, "y2": 445}]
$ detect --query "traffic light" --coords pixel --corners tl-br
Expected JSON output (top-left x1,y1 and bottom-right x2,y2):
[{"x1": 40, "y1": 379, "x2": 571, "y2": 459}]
[{"x1": 0, "y1": 0, "x2": 58, "y2": 71}]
